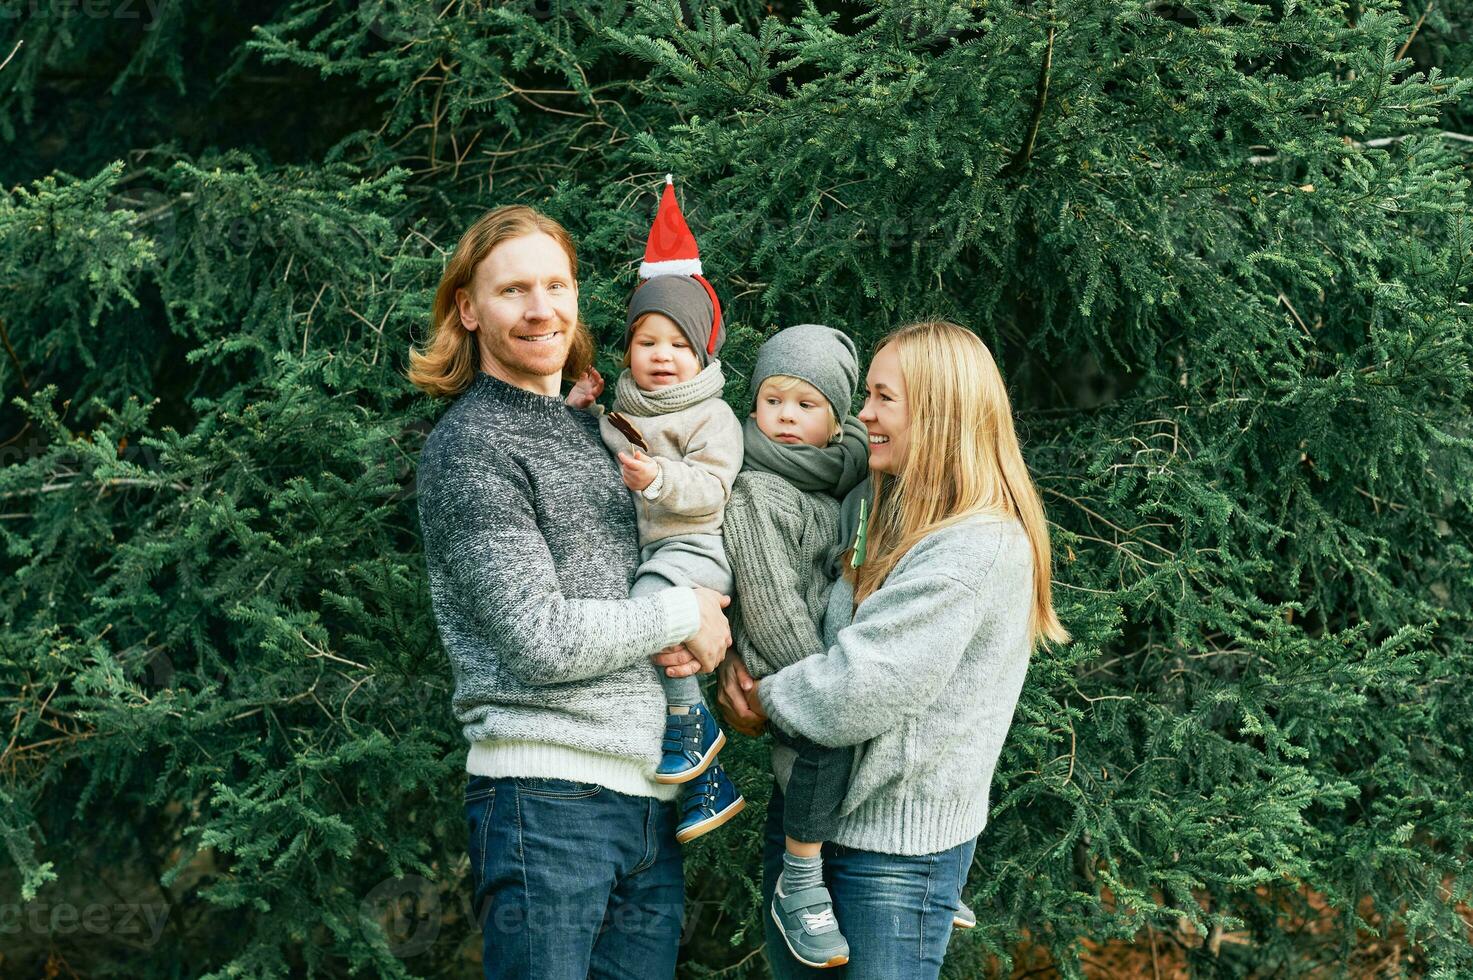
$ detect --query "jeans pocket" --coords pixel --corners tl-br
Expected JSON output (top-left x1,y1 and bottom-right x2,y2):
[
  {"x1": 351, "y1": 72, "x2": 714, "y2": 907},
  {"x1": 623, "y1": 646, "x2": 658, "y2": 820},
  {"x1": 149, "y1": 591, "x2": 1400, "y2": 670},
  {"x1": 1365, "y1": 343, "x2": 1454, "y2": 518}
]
[
  {"x1": 464, "y1": 774, "x2": 497, "y2": 806},
  {"x1": 464, "y1": 781, "x2": 497, "y2": 897},
  {"x1": 513, "y1": 776, "x2": 603, "y2": 799}
]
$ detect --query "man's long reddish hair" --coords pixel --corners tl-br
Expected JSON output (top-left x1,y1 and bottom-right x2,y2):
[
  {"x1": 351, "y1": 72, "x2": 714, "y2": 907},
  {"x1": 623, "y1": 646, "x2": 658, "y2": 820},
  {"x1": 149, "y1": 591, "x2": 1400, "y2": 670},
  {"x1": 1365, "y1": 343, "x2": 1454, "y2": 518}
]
[{"x1": 407, "y1": 205, "x2": 594, "y2": 399}]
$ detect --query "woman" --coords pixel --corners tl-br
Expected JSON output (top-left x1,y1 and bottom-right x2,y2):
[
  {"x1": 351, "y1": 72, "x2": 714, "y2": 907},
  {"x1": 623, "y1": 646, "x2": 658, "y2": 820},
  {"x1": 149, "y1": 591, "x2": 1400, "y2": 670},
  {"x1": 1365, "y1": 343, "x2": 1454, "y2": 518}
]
[{"x1": 716, "y1": 320, "x2": 1069, "y2": 977}]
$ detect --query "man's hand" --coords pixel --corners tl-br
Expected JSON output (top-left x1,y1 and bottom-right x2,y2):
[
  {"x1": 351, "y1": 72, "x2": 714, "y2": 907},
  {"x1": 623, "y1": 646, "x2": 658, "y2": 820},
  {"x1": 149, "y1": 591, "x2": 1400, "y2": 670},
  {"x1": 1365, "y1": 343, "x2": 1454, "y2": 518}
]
[
  {"x1": 649, "y1": 589, "x2": 729, "y2": 678},
  {"x1": 683, "y1": 586, "x2": 731, "y2": 673},
  {"x1": 651, "y1": 643, "x2": 699, "y2": 678},
  {"x1": 617, "y1": 450, "x2": 659, "y2": 492},
  {"x1": 717, "y1": 657, "x2": 766, "y2": 737},
  {"x1": 565, "y1": 367, "x2": 604, "y2": 409}
]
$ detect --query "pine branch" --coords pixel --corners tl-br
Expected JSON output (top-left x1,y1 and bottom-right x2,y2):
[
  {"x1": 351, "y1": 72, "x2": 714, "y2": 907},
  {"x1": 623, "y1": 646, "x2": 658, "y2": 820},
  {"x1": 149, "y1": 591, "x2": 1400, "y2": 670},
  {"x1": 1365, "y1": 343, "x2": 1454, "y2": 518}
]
[
  {"x1": 1003, "y1": 21, "x2": 1055, "y2": 178},
  {"x1": 1396, "y1": 2, "x2": 1435, "y2": 61}
]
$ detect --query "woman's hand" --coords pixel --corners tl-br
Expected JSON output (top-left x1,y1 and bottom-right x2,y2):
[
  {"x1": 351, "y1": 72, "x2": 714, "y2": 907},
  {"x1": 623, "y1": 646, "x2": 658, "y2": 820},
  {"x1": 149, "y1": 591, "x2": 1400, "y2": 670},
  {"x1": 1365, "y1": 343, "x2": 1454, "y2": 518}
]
[
  {"x1": 717, "y1": 657, "x2": 766, "y2": 737},
  {"x1": 564, "y1": 368, "x2": 604, "y2": 409},
  {"x1": 744, "y1": 681, "x2": 769, "y2": 723}
]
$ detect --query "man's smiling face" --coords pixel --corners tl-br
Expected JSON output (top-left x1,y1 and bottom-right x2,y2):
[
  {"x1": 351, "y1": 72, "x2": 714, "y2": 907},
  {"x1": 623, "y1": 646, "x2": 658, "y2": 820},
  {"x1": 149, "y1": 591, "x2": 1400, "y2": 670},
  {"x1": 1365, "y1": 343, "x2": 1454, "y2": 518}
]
[{"x1": 456, "y1": 231, "x2": 579, "y2": 395}]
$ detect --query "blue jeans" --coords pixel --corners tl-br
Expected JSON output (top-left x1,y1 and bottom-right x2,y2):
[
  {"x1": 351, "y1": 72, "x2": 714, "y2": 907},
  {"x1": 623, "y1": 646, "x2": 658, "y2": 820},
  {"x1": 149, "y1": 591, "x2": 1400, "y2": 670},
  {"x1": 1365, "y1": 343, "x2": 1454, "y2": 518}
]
[
  {"x1": 464, "y1": 775, "x2": 685, "y2": 978},
  {"x1": 761, "y1": 786, "x2": 977, "y2": 979}
]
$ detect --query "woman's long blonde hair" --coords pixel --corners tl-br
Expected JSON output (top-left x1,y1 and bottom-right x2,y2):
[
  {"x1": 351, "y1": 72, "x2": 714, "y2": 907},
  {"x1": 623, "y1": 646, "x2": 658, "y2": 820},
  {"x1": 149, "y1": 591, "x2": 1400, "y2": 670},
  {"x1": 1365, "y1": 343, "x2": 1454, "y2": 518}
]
[
  {"x1": 406, "y1": 205, "x2": 594, "y2": 399},
  {"x1": 845, "y1": 320, "x2": 1069, "y2": 647}
]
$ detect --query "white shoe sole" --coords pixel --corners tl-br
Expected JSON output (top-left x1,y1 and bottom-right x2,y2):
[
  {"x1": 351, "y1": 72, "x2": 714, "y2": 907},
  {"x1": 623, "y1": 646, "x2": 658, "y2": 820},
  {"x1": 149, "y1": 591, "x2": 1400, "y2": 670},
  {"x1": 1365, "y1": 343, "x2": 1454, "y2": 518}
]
[
  {"x1": 674, "y1": 793, "x2": 745, "y2": 844},
  {"x1": 769, "y1": 901, "x2": 849, "y2": 968},
  {"x1": 654, "y1": 727, "x2": 726, "y2": 784},
  {"x1": 952, "y1": 915, "x2": 976, "y2": 929}
]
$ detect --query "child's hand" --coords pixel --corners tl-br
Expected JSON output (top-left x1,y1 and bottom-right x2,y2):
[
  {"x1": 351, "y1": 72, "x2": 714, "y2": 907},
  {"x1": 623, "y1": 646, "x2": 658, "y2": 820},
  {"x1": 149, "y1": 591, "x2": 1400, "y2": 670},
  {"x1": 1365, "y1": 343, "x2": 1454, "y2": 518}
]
[
  {"x1": 565, "y1": 367, "x2": 604, "y2": 409},
  {"x1": 618, "y1": 449, "x2": 659, "y2": 492}
]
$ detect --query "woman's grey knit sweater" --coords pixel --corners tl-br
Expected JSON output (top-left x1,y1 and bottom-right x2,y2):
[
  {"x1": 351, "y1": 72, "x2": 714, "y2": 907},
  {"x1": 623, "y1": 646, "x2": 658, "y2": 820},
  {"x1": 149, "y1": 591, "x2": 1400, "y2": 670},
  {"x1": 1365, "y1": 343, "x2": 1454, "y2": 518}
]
[{"x1": 759, "y1": 510, "x2": 1036, "y2": 855}]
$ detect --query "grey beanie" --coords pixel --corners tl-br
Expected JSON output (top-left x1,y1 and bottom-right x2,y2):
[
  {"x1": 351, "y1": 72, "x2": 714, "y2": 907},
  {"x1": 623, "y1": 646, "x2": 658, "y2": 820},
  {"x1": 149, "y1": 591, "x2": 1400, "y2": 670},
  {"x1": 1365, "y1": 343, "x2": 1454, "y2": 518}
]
[
  {"x1": 624, "y1": 275, "x2": 724, "y2": 366},
  {"x1": 749, "y1": 323, "x2": 859, "y2": 419}
]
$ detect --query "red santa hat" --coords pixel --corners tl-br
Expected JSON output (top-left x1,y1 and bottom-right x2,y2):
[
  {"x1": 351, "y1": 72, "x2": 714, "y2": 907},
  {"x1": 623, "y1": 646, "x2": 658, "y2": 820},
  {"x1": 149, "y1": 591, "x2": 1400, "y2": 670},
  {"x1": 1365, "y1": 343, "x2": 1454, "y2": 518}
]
[{"x1": 638, "y1": 174, "x2": 723, "y2": 356}]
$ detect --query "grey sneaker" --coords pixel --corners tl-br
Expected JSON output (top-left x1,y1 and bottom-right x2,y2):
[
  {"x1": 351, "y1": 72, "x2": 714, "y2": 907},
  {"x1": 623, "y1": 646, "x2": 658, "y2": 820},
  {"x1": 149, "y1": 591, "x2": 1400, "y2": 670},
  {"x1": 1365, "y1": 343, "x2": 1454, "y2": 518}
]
[
  {"x1": 770, "y1": 871, "x2": 850, "y2": 968},
  {"x1": 953, "y1": 899, "x2": 977, "y2": 929}
]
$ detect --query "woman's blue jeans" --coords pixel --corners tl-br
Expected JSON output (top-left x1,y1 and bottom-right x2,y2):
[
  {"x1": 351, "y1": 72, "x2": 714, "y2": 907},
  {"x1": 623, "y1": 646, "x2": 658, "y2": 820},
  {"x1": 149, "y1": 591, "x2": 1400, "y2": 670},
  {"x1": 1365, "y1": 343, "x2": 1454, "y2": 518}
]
[
  {"x1": 464, "y1": 774, "x2": 685, "y2": 978},
  {"x1": 761, "y1": 785, "x2": 977, "y2": 979}
]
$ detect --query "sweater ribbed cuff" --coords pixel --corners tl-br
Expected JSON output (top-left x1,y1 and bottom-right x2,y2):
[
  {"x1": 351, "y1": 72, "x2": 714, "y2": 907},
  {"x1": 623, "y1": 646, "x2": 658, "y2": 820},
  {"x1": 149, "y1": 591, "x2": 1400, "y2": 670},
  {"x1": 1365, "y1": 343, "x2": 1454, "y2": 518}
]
[
  {"x1": 467, "y1": 739, "x2": 680, "y2": 801},
  {"x1": 757, "y1": 674, "x2": 822, "y2": 746},
  {"x1": 641, "y1": 464, "x2": 665, "y2": 500},
  {"x1": 653, "y1": 587, "x2": 701, "y2": 647}
]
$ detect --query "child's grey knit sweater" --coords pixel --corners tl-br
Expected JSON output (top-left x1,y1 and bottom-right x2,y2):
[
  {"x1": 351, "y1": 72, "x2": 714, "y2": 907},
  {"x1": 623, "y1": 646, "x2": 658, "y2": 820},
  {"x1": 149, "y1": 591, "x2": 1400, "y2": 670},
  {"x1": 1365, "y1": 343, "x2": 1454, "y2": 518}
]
[
  {"x1": 759, "y1": 511, "x2": 1036, "y2": 855},
  {"x1": 724, "y1": 470, "x2": 841, "y2": 679},
  {"x1": 415, "y1": 371, "x2": 701, "y2": 800}
]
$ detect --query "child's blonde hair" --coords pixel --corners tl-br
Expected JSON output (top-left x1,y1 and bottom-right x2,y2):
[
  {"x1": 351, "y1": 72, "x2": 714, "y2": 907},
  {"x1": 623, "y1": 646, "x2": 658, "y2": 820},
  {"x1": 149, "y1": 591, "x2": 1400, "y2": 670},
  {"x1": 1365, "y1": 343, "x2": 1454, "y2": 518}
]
[
  {"x1": 844, "y1": 320, "x2": 1069, "y2": 648},
  {"x1": 755, "y1": 374, "x2": 843, "y2": 442}
]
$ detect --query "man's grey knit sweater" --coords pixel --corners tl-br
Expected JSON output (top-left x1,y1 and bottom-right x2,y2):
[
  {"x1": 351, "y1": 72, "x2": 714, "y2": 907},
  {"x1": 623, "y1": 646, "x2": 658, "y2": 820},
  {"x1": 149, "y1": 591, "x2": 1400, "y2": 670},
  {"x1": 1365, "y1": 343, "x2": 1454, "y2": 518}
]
[{"x1": 415, "y1": 370, "x2": 701, "y2": 800}]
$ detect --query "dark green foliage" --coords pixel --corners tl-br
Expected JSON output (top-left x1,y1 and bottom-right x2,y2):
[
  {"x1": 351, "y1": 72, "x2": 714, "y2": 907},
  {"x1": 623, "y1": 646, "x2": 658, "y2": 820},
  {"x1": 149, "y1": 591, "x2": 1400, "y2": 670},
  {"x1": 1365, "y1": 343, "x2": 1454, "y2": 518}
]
[{"x1": 1, "y1": 0, "x2": 1470, "y2": 976}]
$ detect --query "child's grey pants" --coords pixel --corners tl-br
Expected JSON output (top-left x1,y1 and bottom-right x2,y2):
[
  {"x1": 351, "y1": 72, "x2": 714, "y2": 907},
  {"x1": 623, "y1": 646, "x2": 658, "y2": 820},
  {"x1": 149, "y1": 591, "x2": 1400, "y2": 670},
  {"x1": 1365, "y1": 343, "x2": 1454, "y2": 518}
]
[
  {"x1": 770, "y1": 725, "x2": 854, "y2": 843},
  {"x1": 629, "y1": 532, "x2": 734, "y2": 707}
]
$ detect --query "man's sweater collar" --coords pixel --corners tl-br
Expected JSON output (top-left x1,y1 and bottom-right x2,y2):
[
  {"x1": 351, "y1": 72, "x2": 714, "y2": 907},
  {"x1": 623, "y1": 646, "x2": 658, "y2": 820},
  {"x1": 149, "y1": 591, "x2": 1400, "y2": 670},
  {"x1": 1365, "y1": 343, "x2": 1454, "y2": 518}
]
[{"x1": 470, "y1": 369, "x2": 567, "y2": 414}]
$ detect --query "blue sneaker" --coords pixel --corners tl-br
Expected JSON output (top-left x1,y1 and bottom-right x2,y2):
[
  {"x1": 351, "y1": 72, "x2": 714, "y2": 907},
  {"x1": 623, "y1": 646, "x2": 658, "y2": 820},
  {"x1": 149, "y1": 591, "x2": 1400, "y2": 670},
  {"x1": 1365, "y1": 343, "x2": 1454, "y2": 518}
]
[
  {"x1": 674, "y1": 763, "x2": 745, "y2": 844},
  {"x1": 655, "y1": 702, "x2": 726, "y2": 784}
]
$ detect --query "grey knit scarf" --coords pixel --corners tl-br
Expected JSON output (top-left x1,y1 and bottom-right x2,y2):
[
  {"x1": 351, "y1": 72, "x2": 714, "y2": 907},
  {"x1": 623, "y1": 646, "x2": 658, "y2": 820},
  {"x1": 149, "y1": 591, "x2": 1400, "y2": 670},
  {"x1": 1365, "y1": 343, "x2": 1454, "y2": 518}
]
[
  {"x1": 741, "y1": 415, "x2": 870, "y2": 500},
  {"x1": 612, "y1": 360, "x2": 726, "y2": 417}
]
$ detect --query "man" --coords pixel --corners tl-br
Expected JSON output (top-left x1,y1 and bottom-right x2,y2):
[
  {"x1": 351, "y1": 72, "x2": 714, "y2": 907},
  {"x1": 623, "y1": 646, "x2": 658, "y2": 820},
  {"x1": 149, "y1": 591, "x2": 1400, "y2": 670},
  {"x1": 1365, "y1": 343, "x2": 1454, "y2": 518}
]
[{"x1": 409, "y1": 204, "x2": 731, "y2": 977}]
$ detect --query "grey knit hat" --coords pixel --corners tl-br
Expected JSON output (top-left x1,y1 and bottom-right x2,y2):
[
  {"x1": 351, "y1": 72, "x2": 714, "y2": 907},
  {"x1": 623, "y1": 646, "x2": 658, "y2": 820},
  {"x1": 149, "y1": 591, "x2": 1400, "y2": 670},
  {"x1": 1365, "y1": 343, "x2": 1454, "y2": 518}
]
[
  {"x1": 623, "y1": 275, "x2": 724, "y2": 366},
  {"x1": 749, "y1": 323, "x2": 859, "y2": 419}
]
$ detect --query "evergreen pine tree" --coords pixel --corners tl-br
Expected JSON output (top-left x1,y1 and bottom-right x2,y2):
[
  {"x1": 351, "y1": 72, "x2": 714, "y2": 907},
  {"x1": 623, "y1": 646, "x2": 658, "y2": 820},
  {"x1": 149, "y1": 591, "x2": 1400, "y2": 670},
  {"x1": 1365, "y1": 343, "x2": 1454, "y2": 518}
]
[{"x1": 1, "y1": 1, "x2": 1470, "y2": 975}]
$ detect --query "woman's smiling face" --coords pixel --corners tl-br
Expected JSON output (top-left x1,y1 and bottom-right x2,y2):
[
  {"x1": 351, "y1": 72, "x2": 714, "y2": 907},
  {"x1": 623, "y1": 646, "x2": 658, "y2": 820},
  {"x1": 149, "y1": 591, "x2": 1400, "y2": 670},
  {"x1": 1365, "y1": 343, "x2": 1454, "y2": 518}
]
[{"x1": 858, "y1": 342, "x2": 908, "y2": 474}]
